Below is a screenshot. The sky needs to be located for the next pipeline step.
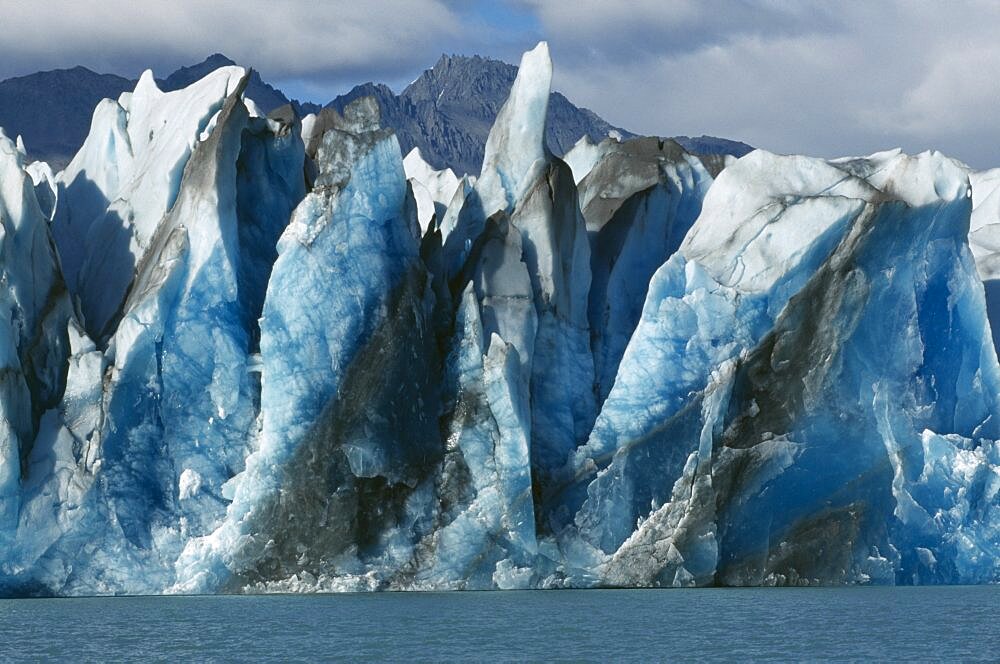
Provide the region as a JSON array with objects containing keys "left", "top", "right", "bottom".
[{"left": 2, "top": 0, "right": 1000, "bottom": 167}]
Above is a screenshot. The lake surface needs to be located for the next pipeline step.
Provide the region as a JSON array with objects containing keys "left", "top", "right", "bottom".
[{"left": 0, "top": 587, "right": 996, "bottom": 661}]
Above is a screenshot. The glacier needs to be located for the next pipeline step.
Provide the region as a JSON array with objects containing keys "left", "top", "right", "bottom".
[{"left": 0, "top": 42, "right": 997, "bottom": 595}]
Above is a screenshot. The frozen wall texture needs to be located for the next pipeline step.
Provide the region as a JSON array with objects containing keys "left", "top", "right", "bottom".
[{"left": 0, "top": 44, "right": 997, "bottom": 595}]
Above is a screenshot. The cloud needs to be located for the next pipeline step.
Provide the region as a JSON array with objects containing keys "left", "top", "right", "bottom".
[
  {"left": 531, "top": 0, "right": 1000, "bottom": 168},
  {"left": 0, "top": 0, "right": 464, "bottom": 85},
  {"left": 519, "top": 0, "right": 844, "bottom": 62}
]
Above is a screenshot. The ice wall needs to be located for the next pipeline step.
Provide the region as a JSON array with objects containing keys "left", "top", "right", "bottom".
[{"left": 0, "top": 42, "right": 997, "bottom": 594}]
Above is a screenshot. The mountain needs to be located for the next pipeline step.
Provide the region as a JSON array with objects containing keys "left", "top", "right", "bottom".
[
  {"left": 0, "top": 42, "right": 998, "bottom": 596},
  {"left": 0, "top": 52, "right": 750, "bottom": 176},
  {"left": 327, "top": 53, "right": 632, "bottom": 176},
  {"left": 0, "top": 56, "right": 319, "bottom": 169},
  {"left": 324, "top": 54, "right": 755, "bottom": 176},
  {"left": 0, "top": 67, "right": 132, "bottom": 169},
  {"left": 158, "top": 53, "right": 321, "bottom": 118},
  {"left": 672, "top": 134, "right": 753, "bottom": 158}
]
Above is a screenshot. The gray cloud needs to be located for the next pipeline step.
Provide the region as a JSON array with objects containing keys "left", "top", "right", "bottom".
[
  {"left": 533, "top": 0, "right": 1000, "bottom": 168},
  {"left": 0, "top": 0, "right": 465, "bottom": 84},
  {"left": 519, "top": 0, "right": 846, "bottom": 63}
]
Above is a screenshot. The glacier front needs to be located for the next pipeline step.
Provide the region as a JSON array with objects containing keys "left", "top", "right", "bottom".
[{"left": 0, "top": 43, "right": 997, "bottom": 595}]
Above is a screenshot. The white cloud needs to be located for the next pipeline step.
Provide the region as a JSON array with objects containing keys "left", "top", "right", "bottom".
[
  {"left": 0, "top": 0, "right": 463, "bottom": 82},
  {"left": 521, "top": 0, "right": 842, "bottom": 62},
  {"left": 533, "top": 0, "right": 1000, "bottom": 168}
]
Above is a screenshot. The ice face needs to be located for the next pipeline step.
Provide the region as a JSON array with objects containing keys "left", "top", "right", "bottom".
[
  {"left": 173, "top": 98, "right": 440, "bottom": 592},
  {"left": 1, "top": 42, "right": 1000, "bottom": 594},
  {"left": 93, "top": 72, "right": 302, "bottom": 563},
  {"left": 403, "top": 147, "right": 461, "bottom": 233},
  {"left": 969, "top": 169, "right": 1000, "bottom": 276},
  {"left": 557, "top": 151, "right": 877, "bottom": 553},
  {"left": 477, "top": 42, "right": 552, "bottom": 216},
  {"left": 432, "top": 41, "right": 597, "bottom": 511},
  {"left": 410, "top": 267, "right": 540, "bottom": 588},
  {"left": 439, "top": 42, "right": 552, "bottom": 279},
  {"left": 509, "top": 159, "right": 595, "bottom": 504},
  {"left": 53, "top": 67, "right": 249, "bottom": 343},
  {"left": 963, "top": 168, "right": 1000, "bottom": 353},
  {"left": 562, "top": 135, "right": 613, "bottom": 185},
  {"left": 580, "top": 138, "right": 715, "bottom": 405},
  {"left": 0, "top": 131, "right": 72, "bottom": 545},
  {"left": 0, "top": 69, "right": 306, "bottom": 595},
  {"left": 24, "top": 161, "right": 57, "bottom": 220},
  {"left": 565, "top": 150, "right": 1000, "bottom": 585}
]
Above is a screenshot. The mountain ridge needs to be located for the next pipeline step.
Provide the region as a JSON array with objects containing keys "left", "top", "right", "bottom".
[
  {"left": 0, "top": 66, "right": 133, "bottom": 169},
  {"left": 0, "top": 52, "right": 751, "bottom": 174},
  {"left": 326, "top": 52, "right": 634, "bottom": 175}
]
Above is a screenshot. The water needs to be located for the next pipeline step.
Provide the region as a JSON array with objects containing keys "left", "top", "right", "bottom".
[{"left": 0, "top": 587, "right": 996, "bottom": 662}]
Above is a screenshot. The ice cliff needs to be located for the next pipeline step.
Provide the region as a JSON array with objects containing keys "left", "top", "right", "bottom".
[{"left": 0, "top": 43, "right": 997, "bottom": 595}]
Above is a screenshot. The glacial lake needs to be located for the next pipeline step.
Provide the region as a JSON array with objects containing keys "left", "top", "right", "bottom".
[{"left": 0, "top": 587, "right": 996, "bottom": 661}]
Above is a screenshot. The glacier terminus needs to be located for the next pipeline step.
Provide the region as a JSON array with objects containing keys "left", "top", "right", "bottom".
[{"left": 0, "top": 41, "right": 997, "bottom": 596}]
